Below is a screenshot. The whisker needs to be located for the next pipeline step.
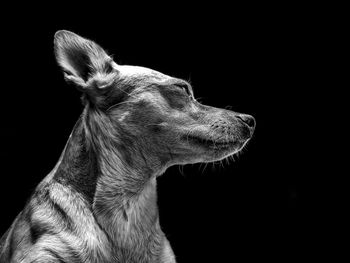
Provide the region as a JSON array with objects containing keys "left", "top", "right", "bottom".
[
  {"left": 194, "top": 97, "right": 205, "bottom": 103},
  {"left": 118, "top": 86, "right": 139, "bottom": 100},
  {"left": 106, "top": 100, "right": 132, "bottom": 112},
  {"left": 178, "top": 165, "right": 185, "bottom": 176}
]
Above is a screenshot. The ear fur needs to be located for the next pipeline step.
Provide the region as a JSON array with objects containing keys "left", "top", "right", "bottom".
[{"left": 54, "top": 30, "right": 117, "bottom": 91}]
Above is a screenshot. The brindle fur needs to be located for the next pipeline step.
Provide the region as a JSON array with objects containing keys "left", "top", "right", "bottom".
[{"left": 0, "top": 31, "right": 255, "bottom": 263}]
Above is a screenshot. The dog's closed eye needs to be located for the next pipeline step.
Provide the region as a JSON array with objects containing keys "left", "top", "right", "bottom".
[{"left": 174, "top": 83, "right": 193, "bottom": 98}]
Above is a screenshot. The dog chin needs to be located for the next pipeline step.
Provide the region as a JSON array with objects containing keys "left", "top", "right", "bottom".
[{"left": 203, "top": 138, "right": 250, "bottom": 162}]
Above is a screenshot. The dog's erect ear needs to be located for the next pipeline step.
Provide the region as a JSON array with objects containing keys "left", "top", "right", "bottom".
[{"left": 54, "top": 30, "right": 117, "bottom": 90}]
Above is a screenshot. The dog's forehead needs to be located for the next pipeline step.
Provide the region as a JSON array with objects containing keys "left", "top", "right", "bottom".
[{"left": 116, "top": 64, "right": 172, "bottom": 82}]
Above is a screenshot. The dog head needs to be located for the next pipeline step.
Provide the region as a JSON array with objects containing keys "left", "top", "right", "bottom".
[{"left": 54, "top": 30, "right": 255, "bottom": 170}]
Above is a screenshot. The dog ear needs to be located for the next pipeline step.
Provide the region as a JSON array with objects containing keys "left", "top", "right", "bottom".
[{"left": 54, "top": 30, "right": 117, "bottom": 91}]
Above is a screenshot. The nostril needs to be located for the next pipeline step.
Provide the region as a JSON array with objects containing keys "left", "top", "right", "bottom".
[{"left": 237, "top": 114, "right": 256, "bottom": 129}]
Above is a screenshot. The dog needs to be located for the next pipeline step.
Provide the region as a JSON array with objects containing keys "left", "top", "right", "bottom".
[{"left": 0, "top": 30, "right": 255, "bottom": 263}]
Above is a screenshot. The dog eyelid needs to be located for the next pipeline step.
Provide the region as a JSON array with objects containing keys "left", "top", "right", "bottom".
[{"left": 175, "top": 84, "right": 193, "bottom": 98}]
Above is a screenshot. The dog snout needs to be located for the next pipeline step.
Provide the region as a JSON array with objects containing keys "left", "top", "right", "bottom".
[{"left": 236, "top": 114, "right": 256, "bottom": 131}]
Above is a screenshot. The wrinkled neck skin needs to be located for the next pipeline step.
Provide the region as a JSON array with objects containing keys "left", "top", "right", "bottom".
[{"left": 55, "top": 104, "right": 168, "bottom": 259}]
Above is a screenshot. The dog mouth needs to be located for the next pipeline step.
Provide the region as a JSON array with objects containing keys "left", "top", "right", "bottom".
[{"left": 185, "top": 134, "right": 243, "bottom": 149}]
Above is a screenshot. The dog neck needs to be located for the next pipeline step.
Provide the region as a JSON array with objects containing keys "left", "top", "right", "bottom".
[{"left": 54, "top": 105, "right": 165, "bottom": 257}]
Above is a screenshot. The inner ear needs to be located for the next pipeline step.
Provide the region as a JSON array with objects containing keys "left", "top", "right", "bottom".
[
  {"left": 54, "top": 30, "right": 116, "bottom": 87},
  {"left": 64, "top": 46, "right": 92, "bottom": 82}
]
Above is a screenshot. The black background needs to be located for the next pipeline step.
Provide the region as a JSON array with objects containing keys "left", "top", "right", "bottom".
[{"left": 0, "top": 4, "right": 339, "bottom": 262}]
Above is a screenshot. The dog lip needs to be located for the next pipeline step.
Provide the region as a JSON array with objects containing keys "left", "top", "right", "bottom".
[{"left": 185, "top": 134, "right": 238, "bottom": 148}]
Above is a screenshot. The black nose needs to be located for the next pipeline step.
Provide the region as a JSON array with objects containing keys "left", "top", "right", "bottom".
[{"left": 237, "top": 114, "right": 256, "bottom": 129}]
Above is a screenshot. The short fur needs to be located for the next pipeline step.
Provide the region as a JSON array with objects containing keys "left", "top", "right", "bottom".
[{"left": 0, "top": 31, "right": 255, "bottom": 263}]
